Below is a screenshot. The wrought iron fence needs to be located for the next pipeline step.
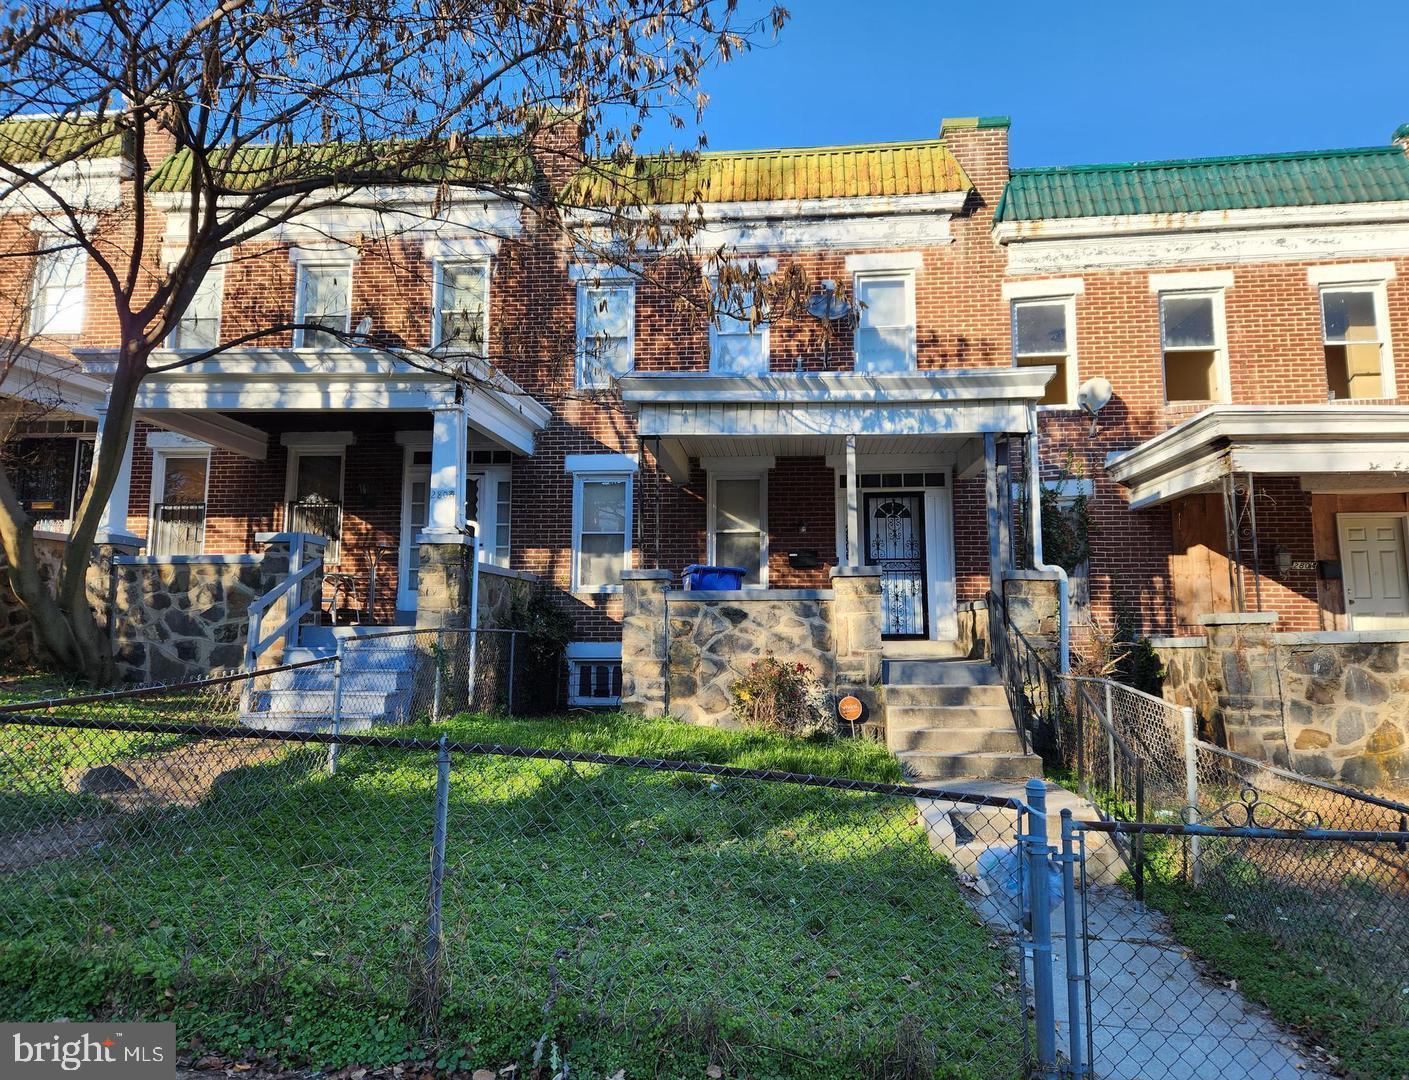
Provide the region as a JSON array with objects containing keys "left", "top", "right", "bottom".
[
  {"left": 986, "top": 589, "right": 1065, "bottom": 759},
  {"left": 0, "top": 693, "right": 1042, "bottom": 1078}
]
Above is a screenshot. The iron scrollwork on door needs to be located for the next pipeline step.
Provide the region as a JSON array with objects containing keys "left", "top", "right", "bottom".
[{"left": 865, "top": 493, "right": 927, "bottom": 638}]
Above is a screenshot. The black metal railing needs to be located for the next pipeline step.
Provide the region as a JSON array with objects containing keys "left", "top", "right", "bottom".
[
  {"left": 151, "top": 501, "right": 206, "bottom": 555},
  {"left": 986, "top": 589, "right": 1063, "bottom": 759}
]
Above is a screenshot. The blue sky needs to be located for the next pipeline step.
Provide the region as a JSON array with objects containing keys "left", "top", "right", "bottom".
[{"left": 647, "top": 0, "right": 1409, "bottom": 167}]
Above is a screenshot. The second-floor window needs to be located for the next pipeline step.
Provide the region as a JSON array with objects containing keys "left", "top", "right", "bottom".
[
  {"left": 170, "top": 269, "right": 224, "bottom": 351},
  {"left": 30, "top": 243, "right": 86, "bottom": 335},
  {"left": 1012, "top": 298, "right": 1077, "bottom": 407},
  {"left": 710, "top": 282, "right": 769, "bottom": 375},
  {"left": 854, "top": 271, "right": 916, "bottom": 372},
  {"left": 1322, "top": 287, "right": 1388, "bottom": 400},
  {"left": 576, "top": 281, "right": 634, "bottom": 388},
  {"left": 434, "top": 261, "right": 489, "bottom": 355},
  {"left": 1160, "top": 293, "right": 1224, "bottom": 403},
  {"left": 294, "top": 262, "right": 352, "bottom": 348}
]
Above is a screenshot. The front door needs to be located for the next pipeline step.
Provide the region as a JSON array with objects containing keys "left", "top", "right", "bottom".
[
  {"left": 864, "top": 492, "right": 928, "bottom": 638},
  {"left": 1339, "top": 514, "right": 1409, "bottom": 629}
]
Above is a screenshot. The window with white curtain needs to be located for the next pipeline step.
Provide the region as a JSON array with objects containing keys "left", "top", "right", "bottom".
[
  {"left": 434, "top": 261, "right": 489, "bottom": 355},
  {"left": 170, "top": 269, "right": 224, "bottom": 351},
  {"left": 576, "top": 282, "right": 634, "bottom": 388},
  {"left": 30, "top": 244, "right": 86, "bottom": 335},
  {"left": 294, "top": 262, "right": 352, "bottom": 348},
  {"left": 853, "top": 272, "right": 916, "bottom": 372}
]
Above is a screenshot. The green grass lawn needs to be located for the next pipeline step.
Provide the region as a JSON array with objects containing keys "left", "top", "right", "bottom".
[{"left": 0, "top": 711, "right": 1024, "bottom": 1079}]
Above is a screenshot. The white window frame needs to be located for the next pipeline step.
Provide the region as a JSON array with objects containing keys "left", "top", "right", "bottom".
[
  {"left": 168, "top": 266, "right": 225, "bottom": 351},
  {"left": 706, "top": 469, "right": 769, "bottom": 587},
  {"left": 575, "top": 278, "right": 636, "bottom": 389},
  {"left": 566, "top": 642, "right": 623, "bottom": 707},
  {"left": 283, "top": 442, "right": 348, "bottom": 564},
  {"left": 467, "top": 464, "right": 512, "bottom": 568},
  {"left": 1010, "top": 295, "right": 1079, "bottom": 409},
  {"left": 293, "top": 260, "right": 354, "bottom": 349},
  {"left": 708, "top": 274, "right": 770, "bottom": 375},
  {"left": 851, "top": 269, "right": 918, "bottom": 373},
  {"left": 148, "top": 448, "right": 212, "bottom": 555},
  {"left": 1155, "top": 288, "right": 1230, "bottom": 405},
  {"left": 431, "top": 258, "right": 491, "bottom": 354},
  {"left": 1309, "top": 265, "right": 1397, "bottom": 401},
  {"left": 570, "top": 467, "right": 634, "bottom": 594},
  {"left": 29, "top": 242, "right": 86, "bottom": 335}
]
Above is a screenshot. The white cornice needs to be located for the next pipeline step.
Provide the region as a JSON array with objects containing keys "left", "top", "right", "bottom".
[
  {"left": 618, "top": 368, "right": 1055, "bottom": 406},
  {"left": 995, "top": 200, "right": 1409, "bottom": 244}
]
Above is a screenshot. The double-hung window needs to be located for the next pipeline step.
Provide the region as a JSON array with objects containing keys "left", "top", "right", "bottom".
[
  {"left": 708, "top": 473, "right": 767, "bottom": 585},
  {"left": 576, "top": 280, "right": 635, "bottom": 388},
  {"left": 570, "top": 460, "right": 634, "bottom": 592},
  {"left": 294, "top": 262, "right": 352, "bottom": 348},
  {"left": 851, "top": 260, "right": 918, "bottom": 372},
  {"left": 30, "top": 243, "right": 86, "bottom": 335},
  {"left": 1316, "top": 281, "right": 1394, "bottom": 402},
  {"left": 1158, "top": 291, "right": 1227, "bottom": 403},
  {"left": 1012, "top": 297, "right": 1077, "bottom": 407},
  {"left": 170, "top": 268, "right": 224, "bottom": 351},
  {"left": 709, "top": 280, "right": 769, "bottom": 375},
  {"left": 433, "top": 261, "right": 489, "bottom": 356}
]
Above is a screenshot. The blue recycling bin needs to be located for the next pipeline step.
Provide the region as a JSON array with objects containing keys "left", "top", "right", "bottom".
[{"left": 682, "top": 564, "right": 748, "bottom": 590}]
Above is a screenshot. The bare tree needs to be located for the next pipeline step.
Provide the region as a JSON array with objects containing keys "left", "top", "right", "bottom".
[{"left": 0, "top": 0, "right": 787, "bottom": 681}]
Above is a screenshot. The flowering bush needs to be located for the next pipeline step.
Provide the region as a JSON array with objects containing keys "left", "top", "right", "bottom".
[{"left": 729, "top": 656, "right": 835, "bottom": 738}]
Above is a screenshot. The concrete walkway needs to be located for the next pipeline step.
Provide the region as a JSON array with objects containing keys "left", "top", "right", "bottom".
[{"left": 918, "top": 779, "right": 1328, "bottom": 1080}]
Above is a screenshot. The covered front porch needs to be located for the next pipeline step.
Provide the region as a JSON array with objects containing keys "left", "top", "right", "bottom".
[
  {"left": 82, "top": 349, "right": 549, "bottom": 624},
  {"left": 1106, "top": 404, "right": 1409, "bottom": 634}
]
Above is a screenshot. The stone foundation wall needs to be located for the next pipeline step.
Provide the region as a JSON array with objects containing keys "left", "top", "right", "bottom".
[
  {"left": 955, "top": 600, "right": 990, "bottom": 660},
  {"left": 1152, "top": 637, "right": 1215, "bottom": 733},
  {"left": 112, "top": 556, "right": 266, "bottom": 683},
  {"left": 477, "top": 564, "right": 539, "bottom": 628}
]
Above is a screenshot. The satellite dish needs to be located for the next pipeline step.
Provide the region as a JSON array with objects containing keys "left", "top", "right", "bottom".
[
  {"left": 1077, "top": 377, "right": 1113, "bottom": 415},
  {"left": 807, "top": 279, "right": 853, "bottom": 322}
]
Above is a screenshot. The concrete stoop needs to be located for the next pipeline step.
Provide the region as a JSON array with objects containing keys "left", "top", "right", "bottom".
[
  {"left": 240, "top": 640, "right": 417, "bottom": 731},
  {"left": 883, "top": 658, "right": 1043, "bottom": 781},
  {"left": 914, "top": 779, "right": 1126, "bottom": 888}
]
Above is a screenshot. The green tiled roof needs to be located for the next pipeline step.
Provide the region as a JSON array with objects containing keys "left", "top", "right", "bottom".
[
  {"left": 147, "top": 137, "right": 533, "bottom": 193},
  {"left": 995, "top": 144, "right": 1409, "bottom": 222},
  {"left": 569, "top": 138, "right": 972, "bottom": 206},
  {"left": 0, "top": 116, "right": 129, "bottom": 163}
]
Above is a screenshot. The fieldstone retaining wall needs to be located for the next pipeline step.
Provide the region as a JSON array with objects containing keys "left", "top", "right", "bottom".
[
  {"left": 1154, "top": 613, "right": 1409, "bottom": 786},
  {"left": 477, "top": 563, "right": 539, "bottom": 628},
  {"left": 620, "top": 566, "right": 884, "bottom": 728}
]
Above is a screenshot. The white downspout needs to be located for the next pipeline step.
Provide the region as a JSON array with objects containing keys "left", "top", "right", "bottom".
[{"left": 1026, "top": 407, "right": 1071, "bottom": 673}]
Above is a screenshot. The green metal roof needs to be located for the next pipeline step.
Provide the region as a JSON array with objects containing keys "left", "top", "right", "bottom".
[
  {"left": 568, "top": 138, "right": 972, "bottom": 206},
  {"left": 995, "top": 144, "right": 1409, "bottom": 222},
  {"left": 0, "top": 116, "right": 129, "bottom": 163},
  {"left": 147, "top": 136, "right": 533, "bottom": 194}
]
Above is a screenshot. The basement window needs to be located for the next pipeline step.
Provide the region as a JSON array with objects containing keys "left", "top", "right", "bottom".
[{"left": 566, "top": 643, "right": 623, "bottom": 707}]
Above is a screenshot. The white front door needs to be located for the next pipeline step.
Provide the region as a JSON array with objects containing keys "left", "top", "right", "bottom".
[{"left": 1339, "top": 514, "right": 1409, "bottom": 628}]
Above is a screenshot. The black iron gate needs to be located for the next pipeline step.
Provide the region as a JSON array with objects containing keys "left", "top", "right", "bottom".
[{"left": 864, "top": 491, "right": 928, "bottom": 638}]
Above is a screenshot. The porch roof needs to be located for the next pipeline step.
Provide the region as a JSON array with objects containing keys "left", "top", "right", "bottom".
[
  {"left": 618, "top": 368, "right": 1052, "bottom": 448},
  {"left": 1105, "top": 405, "right": 1409, "bottom": 508},
  {"left": 76, "top": 348, "right": 551, "bottom": 459}
]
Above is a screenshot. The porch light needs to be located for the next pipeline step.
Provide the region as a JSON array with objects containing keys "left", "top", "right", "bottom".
[{"left": 1274, "top": 545, "right": 1292, "bottom": 576}]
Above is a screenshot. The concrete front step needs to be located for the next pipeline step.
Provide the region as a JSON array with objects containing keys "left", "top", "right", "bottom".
[
  {"left": 885, "top": 704, "right": 1016, "bottom": 731},
  {"left": 248, "top": 688, "right": 409, "bottom": 719},
  {"left": 896, "top": 749, "right": 1043, "bottom": 781},
  {"left": 238, "top": 713, "right": 377, "bottom": 733},
  {"left": 884, "top": 683, "right": 1007, "bottom": 707},
  {"left": 883, "top": 659, "right": 1001, "bottom": 686},
  {"left": 888, "top": 726, "right": 1025, "bottom": 754},
  {"left": 269, "top": 666, "right": 414, "bottom": 693}
]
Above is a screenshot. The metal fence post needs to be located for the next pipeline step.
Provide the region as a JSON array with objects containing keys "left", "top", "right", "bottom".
[
  {"left": 1181, "top": 705, "right": 1202, "bottom": 886},
  {"left": 328, "top": 638, "right": 345, "bottom": 775},
  {"left": 432, "top": 630, "right": 444, "bottom": 725},
  {"left": 424, "top": 734, "right": 451, "bottom": 1019},
  {"left": 1134, "top": 760, "right": 1146, "bottom": 902},
  {"left": 507, "top": 631, "right": 516, "bottom": 715},
  {"left": 1059, "top": 809, "right": 1088, "bottom": 1080},
  {"left": 1024, "top": 779, "right": 1059, "bottom": 1080},
  {"left": 1075, "top": 685, "right": 1088, "bottom": 798},
  {"left": 1104, "top": 682, "right": 1116, "bottom": 795}
]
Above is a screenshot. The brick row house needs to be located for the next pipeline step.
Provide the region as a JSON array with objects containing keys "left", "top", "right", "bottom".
[{"left": 8, "top": 114, "right": 1409, "bottom": 722}]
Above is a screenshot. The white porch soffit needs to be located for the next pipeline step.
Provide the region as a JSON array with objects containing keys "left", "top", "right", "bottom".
[
  {"left": 1105, "top": 405, "right": 1409, "bottom": 509},
  {"left": 78, "top": 349, "right": 551, "bottom": 458},
  {"left": 618, "top": 369, "right": 1052, "bottom": 443}
]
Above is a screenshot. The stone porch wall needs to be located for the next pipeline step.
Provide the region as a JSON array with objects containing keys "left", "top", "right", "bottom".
[
  {"left": 477, "top": 563, "right": 539, "bottom": 629},
  {"left": 1154, "top": 613, "right": 1409, "bottom": 787},
  {"left": 620, "top": 567, "right": 883, "bottom": 728}
]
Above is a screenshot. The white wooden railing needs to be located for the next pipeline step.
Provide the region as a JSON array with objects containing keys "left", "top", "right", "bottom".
[{"left": 243, "top": 532, "right": 327, "bottom": 673}]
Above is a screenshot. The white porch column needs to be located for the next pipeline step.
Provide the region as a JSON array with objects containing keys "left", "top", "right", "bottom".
[
  {"left": 422, "top": 403, "right": 468, "bottom": 540},
  {"left": 93, "top": 407, "right": 144, "bottom": 547},
  {"left": 845, "top": 433, "right": 861, "bottom": 566},
  {"left": 984, "top": 433, "right": 1002, "bottom": 602}
]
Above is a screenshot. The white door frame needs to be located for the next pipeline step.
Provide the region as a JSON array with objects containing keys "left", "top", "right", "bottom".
[
  {"left": 830, "top": 457, "right": 957, "bottom": 640},
  {"left": 1337, "top": 511, "right": 1409, "bottom": 629},
  {"left": 397, "top": 436, "right": 432, "bottom": 611},
  {"left": 148, "top": 446, "right": 212, "bottom": 555}
]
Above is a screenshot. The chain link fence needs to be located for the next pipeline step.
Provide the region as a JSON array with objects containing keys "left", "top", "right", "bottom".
[{"left": 0, "top": 677, "right": 1041, "bottom": 1079}]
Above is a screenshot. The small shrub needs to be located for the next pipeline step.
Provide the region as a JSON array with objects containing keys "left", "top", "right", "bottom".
[{"left": 728, "top": 656, "right": 835, "bottom": 738}]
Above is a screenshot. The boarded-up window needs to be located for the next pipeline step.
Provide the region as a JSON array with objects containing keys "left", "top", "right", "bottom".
[{"left": 1322, "top": 288, "right": 1384, "bottom": 400}]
